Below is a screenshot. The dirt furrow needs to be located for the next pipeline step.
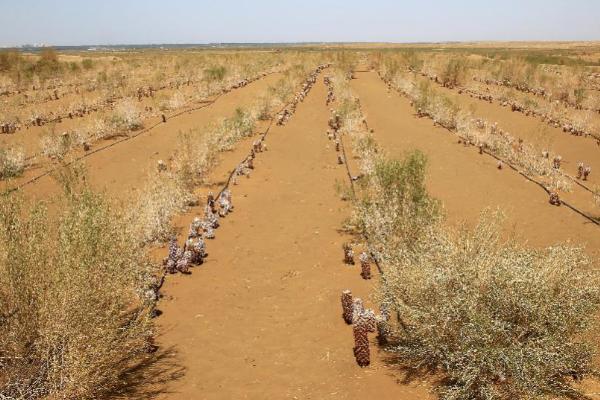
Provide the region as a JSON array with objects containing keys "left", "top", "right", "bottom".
[
  {"left": 13, "top": 73, "right": 282, "bottom": 201},
  {"left": 351, "top": 71, "right": 600, "bottom": 254},
  {"left": 150, "top": 77, "right": 431, "bottom": 399}
]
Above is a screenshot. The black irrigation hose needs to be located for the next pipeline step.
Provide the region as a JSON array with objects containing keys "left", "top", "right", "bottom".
[
  {"left": 4, "top": 72, "right": 279, "bottom": 195},
  {"left": 381, "top": 74, "right": 600, "bottom": 229},
  {"left": 480, "top": 148, "right": 600, "bottom": 227},
  {"left": 338, "top": 134, "right": 356, "bottom": 197}
]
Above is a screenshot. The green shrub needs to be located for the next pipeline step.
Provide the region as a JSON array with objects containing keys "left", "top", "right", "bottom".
[{"left": 355, "top": 151, "right": 441, "bottom": 260}]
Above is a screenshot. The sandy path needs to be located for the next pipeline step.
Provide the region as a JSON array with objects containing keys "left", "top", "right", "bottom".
[
  {"left": 16, "top": 73, "right": 281, "bottom": 201},
  {"left": 351, "top": 71, "right": 600, "bottom": 254},
  {"left": 151, "top": 78, "right": 431, "bottom": 399}
]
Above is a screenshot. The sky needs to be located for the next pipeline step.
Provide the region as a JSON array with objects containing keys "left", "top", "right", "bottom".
[{"left": 0, "top": 0, "right": 599, "bottom": 46}]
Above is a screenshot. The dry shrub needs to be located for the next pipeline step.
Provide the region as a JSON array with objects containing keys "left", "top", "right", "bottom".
[
  {"left": 354, "top": 151, "right": 441, "bottom": 263},
  {"left": 383, "top": 66, "right": 570, "bottom": 191},
  {"left": 127, "top": 171, "right": 195, "bottom": 245},
  {"left": 108, "top": 99, "right": 144, "bottom": 133},
  {"left": 335, "top": 68, "right": 600, "bottom": 397},
  {"left": 130, "top": 107, "right": 256, "bottom": 245},
  {"left": 216, "top": 108, "right": 255, "bottom": 151},
  {"left": 440, "top": 58, "right": 467, "bottom": 88},
  {"left": 0, "top": 148, "right": 25, "bottom": 179},
  {"left": 353, "top": 149, "right": 600, "bottom": 400},
  {"left": 380, "top": 212, "right": 600, "bottom": 400},
  {"left": 39, "top": 131, "right": 73, "bottom": 160},
  {"left": 269, "top": 78, "right": 293, "bottom": 105},
  {"left": 0, "top": 170, "right": 157, "bottom": 399}
]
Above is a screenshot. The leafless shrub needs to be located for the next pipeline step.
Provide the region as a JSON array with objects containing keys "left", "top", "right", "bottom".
[{"left": 127, "top": 171, "right": 195, "bottom": 244}]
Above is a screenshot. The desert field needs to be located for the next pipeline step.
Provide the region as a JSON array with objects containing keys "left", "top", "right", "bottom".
[{"left": 1, "top": 43, "right": 600, "bottom": 400}]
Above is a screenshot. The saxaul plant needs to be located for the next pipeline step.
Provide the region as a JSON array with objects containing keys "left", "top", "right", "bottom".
[
  {"left": 0, "top": 181, "right": 158, "bottom": 399},
  {"left": 380, "top": 62, "right": 573, "bottom": 193}
]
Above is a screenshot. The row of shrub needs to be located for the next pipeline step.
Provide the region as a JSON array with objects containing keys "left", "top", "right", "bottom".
[
  {"left": 378, "top": 60, "right": 573, "bottom": 193},
  {"left": 372, "top": 51, "right": 600, "bottom": 138},
  {"left": 330, "top": 70, "right": 600, "bottom": 400},
  {"left": 0, "top": 58, "right": 326, "bottom": 398}
]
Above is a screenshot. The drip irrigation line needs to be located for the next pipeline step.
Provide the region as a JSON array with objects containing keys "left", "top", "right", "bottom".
[{"left": 481, "top": 148, "right": 600, "bottom": 227}]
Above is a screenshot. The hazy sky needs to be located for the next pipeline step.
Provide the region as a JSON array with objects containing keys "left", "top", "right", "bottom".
[{"left": 1, "top": 0, "right": 599, "bottom": 46}]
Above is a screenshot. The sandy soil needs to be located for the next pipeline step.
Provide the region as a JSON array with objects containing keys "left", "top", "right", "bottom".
[{"left": 150, "top": 77, "right": 432, "bottom": 400}]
